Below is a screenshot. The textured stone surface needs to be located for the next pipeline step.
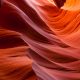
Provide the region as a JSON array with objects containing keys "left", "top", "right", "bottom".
[{"left": 0, "top": 0, "right": 80, "bottom": 80}]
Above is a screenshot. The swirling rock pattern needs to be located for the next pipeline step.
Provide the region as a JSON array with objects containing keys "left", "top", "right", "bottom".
[{"left": 0, "top": 0, "right": 80, "bottom": 80}]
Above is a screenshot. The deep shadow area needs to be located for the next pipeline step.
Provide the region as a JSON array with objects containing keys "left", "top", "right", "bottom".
[{"left": 53, "top": 0, "right": 66, "bottom": 8}]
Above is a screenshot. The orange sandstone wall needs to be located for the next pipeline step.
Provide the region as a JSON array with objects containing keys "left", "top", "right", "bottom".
[{"left": 0, "top": 0, "right": 80, "bottom": 80}]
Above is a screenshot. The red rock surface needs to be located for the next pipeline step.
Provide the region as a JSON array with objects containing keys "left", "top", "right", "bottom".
[{"left": 0, "top": 0, "right": 80, "bottom": 80}]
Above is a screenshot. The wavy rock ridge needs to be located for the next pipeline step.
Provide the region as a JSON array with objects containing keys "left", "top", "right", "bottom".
[{"left": 0, "top": 0, "right": 80, "bottom": 80}]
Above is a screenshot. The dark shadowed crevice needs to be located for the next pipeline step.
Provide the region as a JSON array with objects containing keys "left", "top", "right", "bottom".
[{"left": 53, "top": 0, "right": 66, "bottom": 8}]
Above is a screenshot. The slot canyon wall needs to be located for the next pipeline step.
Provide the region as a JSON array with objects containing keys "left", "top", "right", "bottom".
[{"left": 0, "top": 0, "right": 80, "bottom": 80}]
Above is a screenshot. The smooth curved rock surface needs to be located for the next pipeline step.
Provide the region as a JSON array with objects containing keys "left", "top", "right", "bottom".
[{"left": 0, "top": 0, "right": 80, "bottom": 80}]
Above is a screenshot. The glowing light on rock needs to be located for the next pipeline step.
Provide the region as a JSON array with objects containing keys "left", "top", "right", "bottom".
[{"left": 0, "top": 0, "right": 80, "bottom": 80}]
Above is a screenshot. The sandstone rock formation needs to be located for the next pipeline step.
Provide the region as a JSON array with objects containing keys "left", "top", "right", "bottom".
[{"left": 0, "top": 0, "right": 80, "bottom": 80}]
